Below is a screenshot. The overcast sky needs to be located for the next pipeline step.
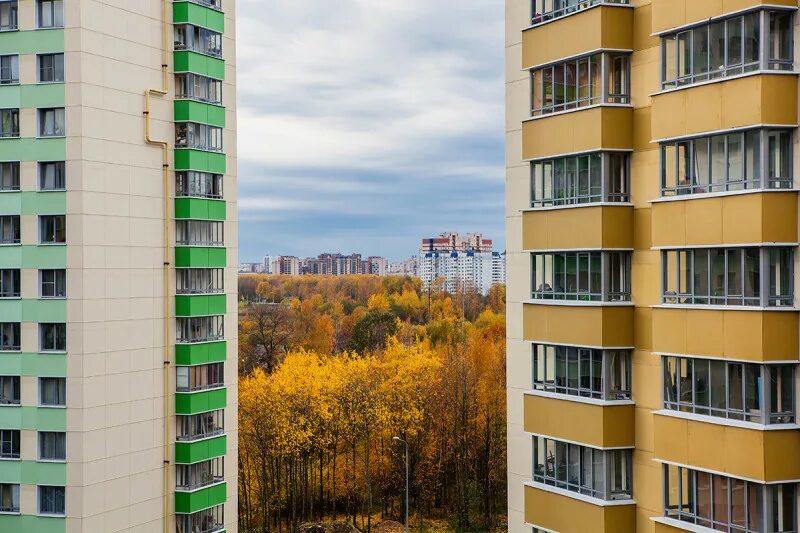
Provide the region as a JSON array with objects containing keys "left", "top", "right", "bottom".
[{"left": 236, "top": 0, "right": 505, "bottom": 262}]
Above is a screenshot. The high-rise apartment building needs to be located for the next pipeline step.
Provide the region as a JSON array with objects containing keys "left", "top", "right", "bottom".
[
  {"left": 419, "top": 233, "right": 505, "bottom": 295},
  {"left": 0, "top": 1, "right": 237, "bottom": 532},
  {"left": 506, "top": 1, "right": 799, "bottom": 532}
]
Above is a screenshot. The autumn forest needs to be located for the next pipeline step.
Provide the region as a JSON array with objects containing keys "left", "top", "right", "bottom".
[{"left": 237, "top": 275, "right": 507, "bottom": 532}]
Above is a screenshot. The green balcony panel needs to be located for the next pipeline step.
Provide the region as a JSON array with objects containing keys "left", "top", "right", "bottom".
[
  {"left": 0, "top": 353, "right": 67, "bottom": 377},
  {"left": 176, "top": 387, "right": 227, "bottom": 415},
  {"left": 175, "top": 294, "right": 226, "bottom": 317},
  {"left": 175, "top": 482, "right": 227, "bottom": 514},
  {"left": 0, "top": 138, "right": 66, "bottom": 162},
  {"left": 0, "top": 29, "right": 64, "bottom": 55},
  {"left": 174, "top": 50, "right": 225, "bottom": 80},
  {"left": 0, "top": 246, "right": 66, "bottom": 269},
  {"left": 174, "top": 149, "right": 226, "bottom": 174},
  {"left": 174, "top": 198, "right": 226, "bottom": 221},
  {"left": 175, "top": 341, "right": 227, "bottom": 366},
  {"left": 0, "top": 515, "right": 65, "bottom": 533},
  {"left": 173, "top": 2, "right": 225, "bottom": 33},
  {"left": 175, "top": 435, "right": 227, "bottom": 464},
  {"left": 0, "top": 460, "right": 66, "bottom": 485},
  {"left": 174, "top": 100, "right": 226, "bottom": 128},
  {"left": 0, "top": 406, "right": 66, "bottom": 431},
  {"left": 175, "top": 246, "right": 227, "bottom": 268},
  {"left": 0, "top": 298, "right": 66, "bottom": 322},
  {"left": 0, "top": 192, "right": 65, "bottom": 216},
  {"left": 0, "top": 83, "right": 65, "bottom": 109}
]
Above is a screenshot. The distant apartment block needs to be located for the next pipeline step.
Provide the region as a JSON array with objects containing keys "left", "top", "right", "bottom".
[
  {"left": 419, "top": 233, "right": 506, "bottom": 295},
  {"left": 301, "top": 253, "right": 389, "bottom": 276},
  {"left": 387, "top": 257, "right": 419, "bottom": 277},
  {"left": 271, "top": 256, "right": 302, "bottom": 276}
]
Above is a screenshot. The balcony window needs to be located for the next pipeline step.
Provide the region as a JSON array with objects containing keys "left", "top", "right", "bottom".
[
  {"left": 0, "top": 162, "right": 19, "bottom": 191},
  {"left": 39, "top": 161, "right": 65, "bottom": 190},
  {"left": 664, "top": 463, "right": 796, "bottom": 532},
  {"left": 0, "top": 269, "right": 19, "bottom": 298},
  {"left": 176, "top": 315, "right": 224, "bottom": 344},
  {"left": 37, "top": 486, "right": 64, "bottom": 516},
  {"left": 531, "top": 251, "right": 631, "bottom": 302},
  {"left": 0, "top": 109, "right": 18, "bottom": 138},
  {"left": 36, "top": 0, "right": 62, "bottom": 29},
  {"left": 0, "top": 375, "right": 19, "bottom": 405},
  {"left": 176, "top": 171, "right": 223, "bottom": 199},
  {"left": 531, "top": 52, "right": 629, "bottom": 116},
  {"left": 0, "top": 55, "right": 17, "bottom": 84},
  {"left": 664, "top": 356, "right": 794, "bottom": 424},
  {"left": 176, "top": 504, "right": 225, "bottom": 533},
  {"left": 39, "top": 377, "right": 65, "bottom": 407},
  {"left": 531, "top": 0, "right": 629, "bottom": 25},
  {"left": 176, "top": 73, "right": 222, "bottom": 105},
  {"left": 176, "top": 220, "right": 224, "bottom": 247},
  {"left": 176, "top": 457, "right": 224, "bottom": 491},
  {"left": 533, "top": 435, "right": 632, "bottom": 500},
  {"left": 531, "top": 152, "right": 629, "bottom": 207},
  {"left": 188, "top": 0, "right": 222, "bottom": 9},
  {"left": 174, "top": 24, "right": 222, "bottom": 58},
  {"left": 0, "top": 429, "right": 18, "bottom": 459},
  {"left": 661, "top": 129, "right": 792, "bottom": 196},
  {"left": 662, "top": 247, "right": 793, "bottom": 307},
  {"left": 0, "top": 483, "right": 19, "bottom": 514},
  {"left": 39, "top": 323, "right": 66, "bottom": 352},
  {"left": 175, "top": 122, "right": 223, "bottom": 152},
  {"left": 39, "top": 215, "right": 65, "bottom": 244},
  {"left": 661, "top": 10, "right": 793, "bottom": 89},
  {"left": 0, "top": 2, "right": 18, "bottom": 32},
  {"left": 37, "top": 53, "right": 63, "bottom": 83},
  {"left": 0, "top": 323, "right": 19, "bottom": 351},
  {"left": 176, "top": 409, "right": 224, "bottom": 441},
  {"left": 38, "top": 431, "right": 65, "bottom": 461},
  {"left": 177, "top": 268, "right": 224, "bottom": 295},
  {"left": 177, "top": 362, "right": 224, "bottom": 392},
  {"left": 38, "top": 108, "right": 65, "bottom": 137},
  {"left": 533, "top": 344, "right": 631, "bottom": 400},
  {"left": 0, "top": 215, "right": 18, "bottom": 244},
  {"left": 40, "top": 269, "right": 66, "bottom": 298}
]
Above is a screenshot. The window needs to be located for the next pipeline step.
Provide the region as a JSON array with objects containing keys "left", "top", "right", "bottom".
[
  {"left": 664, "top": 356, "right": 794, "bottom": 424},
  {"left": 38, "top": 485, "right": 65, "bottom": 516},
  {"left": 0, "top": 2, "right": 17, "bottom": 31},
  {"left": 0, "top": 323, "right": 19, "bottom": 351},
  {"left": 175, "top": 73, "right": 222, "bottom": 105},
  {"left": 188, "top": 0, "right": 222, "bottom": 9},
  {"left": 175, "top": 220, "right": 224, "bottom": 246},
  {"left": 39, "top": 161, "right": 65, "bottom": 190},
  {"left": 531, "top": 52, "right": 629, "bottom": 116},
  {"left": 531, "top": 251, "right": 630, "bottom": 302},
  {"left": 177, "top": 268, "right": 224, "bottom": 294},
  {"left": 39, "top": 377, "right": 65, "bottom": 407},
  {"left": 39, "top": 215, "right": 65, "bottom": 244},
  {"left": 662, "top": 247, "right": 793, "bottom": 307},
  {"left": 174, "top": 24, "right": 222, "bottom": 57},
  {"left": 0, "top": 375, "right": 19, "bottom": 405},
  {"left": 176, "top": 171, "right": 223, "bottom": 199},
  {"left": 176, "top": 504, "right": 225, "bottom": 533},
  {"left": 0, "top": 55, "right": 17, "bottom": 84},
  {"left": 40, "top": 269, "right": 66, "bottom": 298},
  {"left": 0, "top": 269, "right": 19, "bottom": 297},
  {"left": 0, "top": 429, "right": 19, "bottom": 459},
  {"left": 38, "top": 108, "right": 65, "bottom": 137},
  {"left": 661, "top": 10, "right": 793, "bottom": 88},
  {"left": 0, "top": 483, "right": 19, "bottom": 513},
  {"left": 0, "top": 215, "right": 18, "bottom": 244},
  {"left": 175, "top": 122, "right": 223, "bottom": 151},
  {"left": 38, "top": 432, "right": 65, "bottom": 461},
  {"left": 36, "top": 0, "right": 63, "bottom": 29},
  {"left": 0, "top": 109, "right": 18, "bottom": 138},
  {"left": 177, "top": 363, "right": 224, "bottom": 392},
  {"left": 175, "top": 457, "right": 224, "bottom": 491},
  {"left": 531, "top": 152, "right": 628, "bottom": 207},
  {"left": 664, "top": 463, "right": 795, "bottom": 532},
  {"left": 533, "top": 344, "right": 631, "bottom": 400},
  {"left": 533, "top": 435, "right": 632, "bottom": 500},
  {"left": 39, "top": 323, "right": 66, "bottom": 352},
  {"left": 37, "top": 53, "right": 63, "bottom": 83},
  {"left": 176, "top": 315, "right": 224, "bottom": 344},
  {"left": 0, "top": 162, "right": 19, "bottom": 191},
  {"left": 176, "top": 409, "right": 224, "bottom": 441},
  {"left": 531, "top": 0, "right": 630, "bottom": 25}
]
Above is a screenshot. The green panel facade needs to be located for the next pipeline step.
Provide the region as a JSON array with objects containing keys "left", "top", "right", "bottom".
[
  {"left": 0, "top": 192, "right": 66, "bottom": 215},
  {"left": 175, "top": 294, "right": 227, "bottom": 317},
  {"left": 0, "top": 246, "right": 67, "bottom": 269},
  {"left": 174, "top": 198, "right": 226, "bottom": 220},
  {"left": 175, "top": 388, "right": 227, "bottom": 415},
  {"left": 174, "top": 100, "right": 226, "bottom": 127},
  {"left": 0, "top": 515, "right": 65, "bottom": 533},
  {"left": 173, "top": 50, "right": 225, "bottom": 80},
  {"left": 173, "top": 2, "right": 225, "bottom": 33},
  {"left": 175, "top": 246, "right": 227, "bottom": 268},
  {"left": 0, "top": 29, "right": 64, "bottom": 55},
  {"left": 0, "top": 353, "right": 67, "bottom": 377},
  {"left": 174, "top": 149, "right": 227, "bottom": 174},
  {"left": 0, "top": 407, "right": 67, "bottom": 431},
  {"left": 175, "top": 482, "right": 227, "bottom": 514},
  {"left": 174, "top": 435, "right": 227, "bottom": 465},
  {"left": 0, "top": 83, "right": 65, "bottom": 109},
  {"left": 175, "top": 341, "right": 227, "bottom": 366},
  {"left": 0, "top": 460, "right": 67, "bottom": 485},
  {"left": 0, "top": 138, "right": 67, "bottom": 162},
  {"left": 0, "top": 298, "right": 67, "bottom": 322}
]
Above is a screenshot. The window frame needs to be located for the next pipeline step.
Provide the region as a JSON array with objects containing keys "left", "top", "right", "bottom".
[
  {"left": 39, "top": 214, "right": 66, "bottom": 245},
  {"left": 37, "top": 107, "right": 65, "bottom": 138},
  {"left": 176, "top": 409, "right": 225, "bottom": 441},
  {"left": 37, "top": 485, "right": 65, "bottom": 517},
  {"left": 37, "top": 431, "right": 66, "bottom": 462},
  {"left": 39, "top": 269, "right": 66, "bottom": 299},
  {"left": 0, "top": 375, "right": 20, "bottom": 405},
  {"left": 38, "top": 377, "right": 65, "bottom": 407},
  {"left": 37, "top": 52, "right": 64, "bottom": 83},
  {"left": 176, "top": 171, "right": 223, "bottom": 199},
  {"left": 531, "top": 251, "right": 631, "bottom": 302},
  {"left": 0, "top": 482, "right": 20, "bottom": 513},
  {"left": 38, "top": 161, "right": 65, "bottom": 191},
  {"left": 530, "top": 151, "right": 630, "bottom": 207},
  {"left": 0, "top": 322, "right": 20, "bottom": 351},
  {"left": 530, "top": 0, "right": 631, "bottom": 26},
  {"left": 0, "top": 428, "right": 19, "bottom": 459},
  {"left": 39, "top": 323, "right": 66, "bottom": 352},
  {"left": 0, "top": 108, "right": 19, "bottom": 138},
  {"left": 0, "top": 54, "right": 18, "bottom": 85},
  {"left": 175, "top": 219, "right": 225, "bottom": 247},
  {"left": 36, "top": 0, "right": 63, "bottom": 30},
  {"left": 0, "top": 268, "right": 20, "bottom": 298},
  {"left": 0, "top": 1, "right": 18, "bottom": 32},
  {"left": 176, "top": 268, "right": 224, "bottom": 295},
  {"left": 176, "top": 315, "right": 225, "bottom": 344},
  {"left": 532, "top": 344, "right": 632, "bottom": 400}
]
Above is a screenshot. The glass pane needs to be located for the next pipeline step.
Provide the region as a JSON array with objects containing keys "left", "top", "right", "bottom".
[
  {"left": 727, "top": 17, "right": 743, "bottom": 67},
  {"left": 711, "top": 135, "right": 726, "bottom": 189},
  {"left": 727, "top": 134, "right": 743, "bottom": 187},
  {"left": 709, "top": 21, "right": 726, "bottom": 77},
  {"left": 693, "top": 26, "right": 710, "bottom": 77}
]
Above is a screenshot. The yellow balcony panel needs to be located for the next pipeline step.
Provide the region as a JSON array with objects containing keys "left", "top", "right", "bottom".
[
  {"left": 524, "top": 302, "right": 634, "bottom": 347},
  {"left": 523, "top": 106, "right": 633, "bottom": 161},
  {"left": 524, "top": 484, "right": 635, "bottom": 533},
  {"left": 524, "top": 393, "right": 635, "bottom": 448},
  {"left": 651, "top": 0, "right": 797, "bottom": 36},
  {"left": 523, "top": 206, "right": 633, "bottom": 250},
  {"left": 654, "top": 412, "right": 800, "bottom": 482},
  {"left": 652, "top": 192, "right": 798, "bottom": 248},
  {"left": 651, "top": 74, "right": 797, "bottom": 141},
  {"left": 652, "top": 307, "right": 799, "bottom": 362},
  {"left": 522, "top": 5, "right": 633, "bottom": 69}
]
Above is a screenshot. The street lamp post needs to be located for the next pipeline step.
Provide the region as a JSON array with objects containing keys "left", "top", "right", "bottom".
[{"left": 393, "top": 436, "right": 409, "bottom": 533}]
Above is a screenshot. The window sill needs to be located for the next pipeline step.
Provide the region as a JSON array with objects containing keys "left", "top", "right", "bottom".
[
  {"left": 36, "top": 81, "right": 65, "bottom": 86},
  {"left": 522, "top": 103, "right": 633, "bottom": 124},
  {"left": 0, "top": 82, "right": 19, "bottom": 87},
  {"left": 176, "top": 432, "right": 226, "bottom": 445},
  {"left": 521, "top": 202, "right": 633, "bottom": 213},
  {"left": 37, "top": 459, "right": 66, "bottom": 464},
  {"left": 653, "top": 409, "right": 800, "bottom": 432},
  {"left": 0, "top": 297, "right": 21, "bottom": 300},
  {"left": 650, "top": 69, "right": 800, "bottom": 99},
  {"left": 39, "top": 297, "right": 66, "bottom": 301},
  {"left": 39, "top": 351, "right": 67, "bottom": 355},
  {"left": 523, "top": 2, "right": 632, "bottom": 32},
  {"left": 176, "top": 97, "right": 225, "bottom": 108},
  {"left": 524, "top": 389, "right": 634, "bottom": 407},
  {"left": 651, "top": 516, "right": 721, "bottom": 533},
  {"left": 38, "top": 189, "right": 67, "bottom": 193},
  {"left": 524, "top": 481, "right": 636, "bottom": 507},
  {"left": 36, "top": 136, "right": 66, "bottom": 140},
  {"left": 37, "top": 243, "right": 66, "bottom": 247},
  {"left": 37, "top": 513, "right": 66, "bottom": 518},
  {"left": 35, "top": 26, "right": 65, "bottom": 30},
  {"left": 0, "top": 137, "right": 20, "bottom": 141},
  {"left": 0, "top": 457, "right": 21, "bottom": 461},
  {"left": 0, "top": 511, "right": 21, "bottom": 516},
  {"left": 653, "top": 303, "right": 799, "bottom": 312},
  {"left": 524, "top": 299, "right": 634, "bottom": 307},
  {"left": 0, "top": 190, "right": 20, "bottom": 193},
  {"left": 176, "top": 385, "right": 225, "bottom": 395},
  {"left": 651, "top": 188, "right": 799, "bottom": 203},
  {"left": 174, "top": 480, "right": 226, "bottom": 494},
  {"left": 38, "top": 405, "right": 66, "bottom": 409},
  {"left": 0, "top": 243, "right": 20, "bottom": 247}
]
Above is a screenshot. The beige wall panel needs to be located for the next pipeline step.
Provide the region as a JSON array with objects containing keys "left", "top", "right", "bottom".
[
  {"left": 651, "top": 0, "right": 797, "bottom": 34},
  {"left": 523, "top": 303, "right": 635, "bottom": 346},
  {"left": 522, "top": 206, "right": 633, "bottom": 250},
  {"left": 523, "top": 6, "right": 633, "bottom": 68},
  {"left": 522, "top": 106, "right": 633, "bottom": 160},
  {"left": 633, "top": 449, "right": 662, "bottom": 518},
  {"left": 525, "top": 485, "right": 636, "bottom": 533}
]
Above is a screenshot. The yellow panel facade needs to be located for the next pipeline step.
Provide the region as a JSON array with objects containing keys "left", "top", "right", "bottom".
[
  {"left": 651, "top": 0, "right": 798, "bottom": 35},
  {"left": 525, "top": 485, "right": 636, "bottom": 533},
  {"left": 523, "top": 206, "right": 634, "bottom": 250},
  {"left": 522, "top": 5, "right": 633, "bottom": 68},
  {"left": 523, "top": 303, "right": 635, "bottom": 347},
  {"left": 524, "top": 393, "right": 635, "bottom": 448}
]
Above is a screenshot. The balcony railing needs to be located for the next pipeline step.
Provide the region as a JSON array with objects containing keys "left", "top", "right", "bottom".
[{"left": 531, "top": 0, "right": 630, "bottom": 26}]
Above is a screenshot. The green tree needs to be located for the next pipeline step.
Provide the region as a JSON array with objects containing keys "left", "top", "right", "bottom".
[{"left": 348, "top": 309, "right": 398, "bottom": 353}]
